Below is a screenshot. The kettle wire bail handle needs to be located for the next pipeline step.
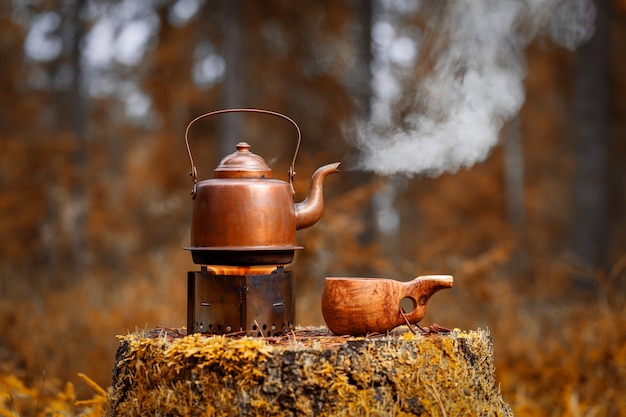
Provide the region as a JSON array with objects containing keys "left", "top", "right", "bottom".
[{"left": 184, "top": 108, "right": 302, "bottom": 196}]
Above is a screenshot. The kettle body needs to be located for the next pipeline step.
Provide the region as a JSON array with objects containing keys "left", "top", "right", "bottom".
[
  {"left": 184, "top": 109, "right": 339, "bottom": 265},
  {"left": 191, "top": 177, "right": 297, "bottom": 249}
]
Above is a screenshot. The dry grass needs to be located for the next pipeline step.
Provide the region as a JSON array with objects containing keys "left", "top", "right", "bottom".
[{"left": 0, "top": 371, "right": 106, "bottom": 417}]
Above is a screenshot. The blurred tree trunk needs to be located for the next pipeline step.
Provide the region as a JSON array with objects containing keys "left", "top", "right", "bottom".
[
  {"left": 353, "top": 0, "right": 373, "bottom": 121},
  {"left": 571, "top": 0, "right": 611, "bottom": 275},
  {"left": 352, "top": 0, "right": 378, "bottom": 247},
  {"left": 42, "top": 0, "right": 89, "bottom": 281},
  {"left": 502, "top": 116, "right": 530, "bottom": 280},
  {"left": 503, "top": 116, "right": 525, "bottom": 231},
  {"left": 67, "top": 0, "right": 89, "bottom": 277},
  {"left": 219, "top": 0, "right": 244, "bottom": 158}
]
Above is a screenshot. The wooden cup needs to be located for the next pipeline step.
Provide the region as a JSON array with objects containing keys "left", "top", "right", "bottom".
[{"left": 321, "top": 275, "right": 453, "bottom": 335}]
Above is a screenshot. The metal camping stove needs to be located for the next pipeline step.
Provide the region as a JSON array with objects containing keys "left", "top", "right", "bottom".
[
  {"left": 187, "top": 266, "right": 294, "bottom": 336},
  {"left": 183, "top": 109, "right": 340, "bottom": 336}
]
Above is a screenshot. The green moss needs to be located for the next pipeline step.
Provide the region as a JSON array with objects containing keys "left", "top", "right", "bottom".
[{"left": 106, "top": 328, "right": 513, "bottom": 416}]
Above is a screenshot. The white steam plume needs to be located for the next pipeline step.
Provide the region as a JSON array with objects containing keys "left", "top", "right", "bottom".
[{"left": 356, "top": 0, "right": 595, "bottom": 176}]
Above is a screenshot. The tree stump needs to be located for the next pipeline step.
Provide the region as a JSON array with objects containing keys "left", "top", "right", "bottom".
[{"left": 105, "top": 327, "right": 513, "bottom": 416}]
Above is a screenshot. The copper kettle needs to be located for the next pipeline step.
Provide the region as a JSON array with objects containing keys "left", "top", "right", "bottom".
[{"left": 184, "top": 109, "right": 340, "bottom": 265}]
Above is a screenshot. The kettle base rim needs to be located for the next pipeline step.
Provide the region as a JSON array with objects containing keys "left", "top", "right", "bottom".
[
  {"left": 184, "top": 245, "right": 304, "bottom": 251},
  {"left": 185, "top": 246, "right": 303, "bottom": 266}
]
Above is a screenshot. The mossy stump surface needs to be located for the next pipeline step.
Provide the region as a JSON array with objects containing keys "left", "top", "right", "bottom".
[{"left": 106, "top": 327, "right": 513, "bottom": 416}]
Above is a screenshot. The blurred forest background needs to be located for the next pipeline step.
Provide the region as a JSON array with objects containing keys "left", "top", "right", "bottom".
[{"left": 1, "top": 0, "right": 625, "bottom": 415}]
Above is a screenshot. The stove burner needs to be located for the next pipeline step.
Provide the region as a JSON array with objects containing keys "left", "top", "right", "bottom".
[{"left": 187, "top": 266, "right": 294, "bottom": 336}]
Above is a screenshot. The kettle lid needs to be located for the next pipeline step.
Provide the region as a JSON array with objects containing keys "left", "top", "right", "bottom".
[{"left": 214, "top": 142, "right": 272, "bottom": 178}]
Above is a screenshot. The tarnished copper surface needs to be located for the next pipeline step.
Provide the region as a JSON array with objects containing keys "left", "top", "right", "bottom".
[
  {"left": 190, "top": 176, "right": 297, "bottom": 248},
  {"left": 188, "top": 162, "right": 340, "bottom": 249},
  {"left": 184, "top": 109, "right": 339, "bottom": 265}
]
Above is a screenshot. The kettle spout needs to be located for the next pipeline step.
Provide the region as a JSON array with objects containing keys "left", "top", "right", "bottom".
[{"left": 295, "top": 162, "right": 341, "bottom": 230}]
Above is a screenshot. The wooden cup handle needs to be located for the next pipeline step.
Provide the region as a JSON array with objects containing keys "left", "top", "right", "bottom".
[{"left": 399, "top": 275, "right": 453, "bottom": 325}]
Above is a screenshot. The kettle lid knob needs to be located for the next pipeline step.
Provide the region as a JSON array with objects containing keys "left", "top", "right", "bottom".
[{"left": 235, "top": 142, "right": 250, "bottom": 152}]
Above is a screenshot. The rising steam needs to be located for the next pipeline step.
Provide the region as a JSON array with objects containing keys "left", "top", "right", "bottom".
[{"left": 356, "top": 0, "right": 595, "bottom": 176}]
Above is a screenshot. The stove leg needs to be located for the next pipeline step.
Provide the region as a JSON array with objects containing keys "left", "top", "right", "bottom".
[{"left": 187, "top": 271, "right": 196, "bottom": 334}]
